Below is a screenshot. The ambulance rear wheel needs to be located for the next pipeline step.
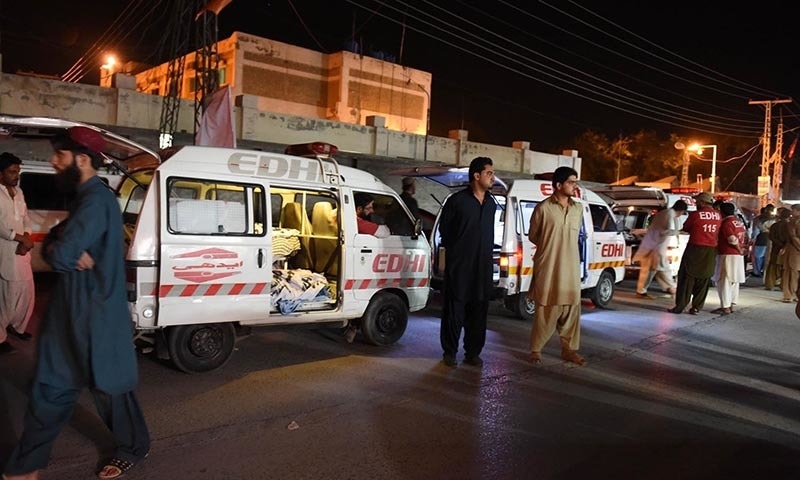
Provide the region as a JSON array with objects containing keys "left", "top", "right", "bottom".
[
  {"left": 515, "top": 293, "right": 535, "bottom": 322},
  {"left": 168, "top": 323, "right": 236, "bottom": 373},
  {"left": 361, "top": 293, "right": 408, "bottom": 346},
  {"left": 589, "top": 270, "right": 615, "bottom": 308}
]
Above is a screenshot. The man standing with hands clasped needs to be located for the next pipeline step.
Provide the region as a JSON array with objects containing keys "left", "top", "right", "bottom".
[
  {"left": 3, "top": 127, "right": 149, "bottom": 480},
  {"left": 711, "top": 202, "right": 747, "bottom": 315},
  {"left": 0, "top": 152, "right": 35, "bottom": 354},
  {"left": 439, "top": 157, "right": 496, "bottom": 367},
  {"left": 528, "top": 166, "right": 587, "bottom": 366}
]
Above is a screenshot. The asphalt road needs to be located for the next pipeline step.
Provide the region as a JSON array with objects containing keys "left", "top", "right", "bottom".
[{"left": 1, "top": 275, "right": 799, "bottom": 479}]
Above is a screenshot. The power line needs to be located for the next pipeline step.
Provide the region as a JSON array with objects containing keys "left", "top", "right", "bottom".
[
  {"left": 451, "top": 0, "right": 762, "bottom": 122},
  {"left": 347, "top": 0, "right": 760, "bottom": 136},
  {"left": 414, "top": 0, "right": 761, "bottom": 130},
  {"left": 551, "top": 0, "right": 786, "bottom": 99}
]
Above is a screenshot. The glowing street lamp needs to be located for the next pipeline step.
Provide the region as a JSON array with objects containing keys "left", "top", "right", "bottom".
[
  {"left": 102, "top": 55, "right": 117, "bottom": 71},
  {"left": 688, "top": 144, "right": 718, "bottom": 193},
  {"left": 100, "top": 54, "right": 117, "bottom": 87}
]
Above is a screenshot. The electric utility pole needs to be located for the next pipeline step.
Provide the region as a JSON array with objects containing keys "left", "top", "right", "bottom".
[
  {"left": 772, "top": 117, "right": 785, "bottom": 204},
  {"left": 749, "top": 98, "right": 792, "bottom": 206}
]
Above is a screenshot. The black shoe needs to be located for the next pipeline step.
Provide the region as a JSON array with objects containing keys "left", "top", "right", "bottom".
[
  {"left": 0, "top": 342, "right": 15, "bottom": 354},
  {"left": 636, "top": 292, "right": 655, "bottom": 300},
  {"left": 667, "top": 307, "right": 682, "bottom": 314},
  {"left": 442, "top": 354, "right": 457, "bottom": 367},
  {"left": 7, "top": 328, "right": 31, "bottom": 341},
  {"left": 463, "top": 356, "right": 484, "bottom": 367}
]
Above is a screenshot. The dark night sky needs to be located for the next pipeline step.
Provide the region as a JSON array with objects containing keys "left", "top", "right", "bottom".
[{"left": 3, "top": 1, "right": 800, "bottom": 153}]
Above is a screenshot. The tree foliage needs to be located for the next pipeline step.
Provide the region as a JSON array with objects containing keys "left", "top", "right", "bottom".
[{"left": 568, "top": 129, "right": 763, "bottom": 194}]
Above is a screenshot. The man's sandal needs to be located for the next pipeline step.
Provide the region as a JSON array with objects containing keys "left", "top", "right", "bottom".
[{"left": 97, "top": 458, "right": 134, "bottom": 479}]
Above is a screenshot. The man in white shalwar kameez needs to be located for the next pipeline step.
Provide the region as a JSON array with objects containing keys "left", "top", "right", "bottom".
[
  {"left": 633, "top": 200, "right": 687, "bottom": 298},
  {"left": 711, "top": 202, "right": 746, "bottom": 315},
  {"left": 0, "top": 152, "right": 35, "bottom": 354}
]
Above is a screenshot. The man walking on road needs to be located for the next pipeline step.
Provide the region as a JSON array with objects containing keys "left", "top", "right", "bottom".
[
  {"left": 528, "top": 166, "right": 587, "bottom": 366},
  {"left": 634, "top": 200, "right": 687, "bottom": 299},
  {"left": 3, "top": 127, "right": 150, "bottom": 480},
  {"left": 438, "top": 157, "right": 496, "bottom": 368},
  {"left": 669, "top": 192, "right": 721, "bottom": 315}
]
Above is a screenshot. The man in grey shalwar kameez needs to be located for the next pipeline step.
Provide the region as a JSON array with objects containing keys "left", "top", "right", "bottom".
[{"left": 3, "top": 127, "right": 149, "bottom": 480}]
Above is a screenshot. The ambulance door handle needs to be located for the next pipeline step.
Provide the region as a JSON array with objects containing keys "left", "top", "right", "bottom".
[
  {"left": 361, "top": 249, "right": 373, "bottom": 253},
  {"left": 257, "top": 248, "right": 264, "bottom": 268}
]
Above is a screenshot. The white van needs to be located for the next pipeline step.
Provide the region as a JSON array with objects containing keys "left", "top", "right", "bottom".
[
  {"left": 394, "top": 168, "right": 626, "bottom": 321},
  {"left": 123, "top": 144, "right": 430, "bottom": 372}
]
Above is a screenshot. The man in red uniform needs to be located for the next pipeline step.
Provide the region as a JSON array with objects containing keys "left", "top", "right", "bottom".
[
  {"left": 711, "top": 202, "right": 747, "bottom": 315},
  {"left": 354, "top": 192, "right": 390, "bottom": 238},
  {"left": 669, "top": 192, "right": 721, "bottom": 314}
]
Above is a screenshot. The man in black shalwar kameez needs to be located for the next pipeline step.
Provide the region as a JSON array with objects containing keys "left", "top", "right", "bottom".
[{"left": 439, "top": 157, "right": 497, "bottom": 367}]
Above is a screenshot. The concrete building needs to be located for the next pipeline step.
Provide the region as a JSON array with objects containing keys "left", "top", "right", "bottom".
[{"left": 133, "top": 32, "right": 431, "bottom": 137}]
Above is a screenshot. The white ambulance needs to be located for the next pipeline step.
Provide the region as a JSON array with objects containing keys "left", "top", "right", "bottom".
[
  {"left": 122, "top": 143, "right": 430, "bottom": 373},
  {"left": 394, "top": 168, "right": 626, "bottom": 321}
]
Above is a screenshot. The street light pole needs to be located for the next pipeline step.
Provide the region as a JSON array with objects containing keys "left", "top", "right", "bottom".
[
  {"left": 406, "top": 78, "right": 430, "bottom": 162},
  {"left": 708, "top": 145, "right": 718, "bottom": 193},
  {"left": 688, "top": 144, "right": 717, "bottom": 193}
]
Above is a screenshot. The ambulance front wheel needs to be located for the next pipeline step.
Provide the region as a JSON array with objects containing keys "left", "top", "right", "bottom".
[
  {"left": 167, "top": 322, "right": 236, "bottom": 373},
  {"left": 360, "top": 293, "right": 408, "bottom": 346},
  {"left": 514, "top": 293, "right": 535, "bottom": 322},
  {"left": 589, "top": 270, "right": 615, "bottom": 308}
]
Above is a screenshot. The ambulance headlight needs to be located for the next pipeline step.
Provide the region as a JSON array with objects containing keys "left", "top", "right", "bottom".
[{"left": 142, "top": 306, "right": 155, "bottom": 319}]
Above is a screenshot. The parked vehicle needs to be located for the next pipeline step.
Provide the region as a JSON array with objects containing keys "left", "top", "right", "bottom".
[
  {"left": 594, "top": 185, "right": 695, "bottom": 278},
  {"left": 122, "top": 143, "right": 429, "bottom": 372},
  {"left": 1, "top": 116, "right": 430, "bottom": 373}
]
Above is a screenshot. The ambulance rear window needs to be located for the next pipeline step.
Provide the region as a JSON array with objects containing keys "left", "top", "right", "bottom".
[
  {"left": 20, "top": 172, "right": 110, "bottom": 211},
  {"left": 20, "top": 172, "right": 73, "bottom": 211}
]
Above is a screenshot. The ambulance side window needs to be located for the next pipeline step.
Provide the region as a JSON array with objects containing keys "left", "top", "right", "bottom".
[
  {"left": 370, "top": 192, "right": 414, "bottom": 236},
  {"left": 590, "top": 204, "right": 618, "bottom": 232},
  {"left": 166, "top": 177, "right": 265, "bottom": 236},
  {"left": 519, "top": 200, "right": 539, "bottom": 236}
]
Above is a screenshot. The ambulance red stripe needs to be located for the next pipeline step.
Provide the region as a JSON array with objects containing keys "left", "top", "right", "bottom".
[
  {"left": 343, "top": 278, "right": 428, "bottom": 290},
  {"left": 151, "top": 283, "right": 269, "bottom": 297}
]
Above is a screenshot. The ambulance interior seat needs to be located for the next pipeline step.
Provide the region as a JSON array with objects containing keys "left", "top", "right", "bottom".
[
  {"left": 280, "top": 202, "right": 312, "bottom": 269},
  {"left": 310, "top": 201, "right": 339, "bottom": 277}
]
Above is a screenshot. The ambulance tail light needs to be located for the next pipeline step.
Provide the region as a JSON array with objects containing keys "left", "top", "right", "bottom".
[
  {"left": 499, "top": 245, "right": 522, "bottom": 279},
  {"left": 499, "top": 254, "right": 509, "bottom": 278}
]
